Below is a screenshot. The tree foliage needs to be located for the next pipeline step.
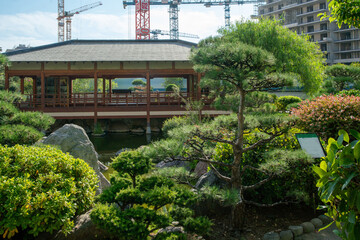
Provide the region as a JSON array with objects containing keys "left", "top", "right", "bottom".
[
  {"left": 91, "top": 150, "right": 212, "bottom": 239},
  {"left": 72, "top": 78, "right": 119, "bottom": 93},
  {"left": 219, "top": 18, "right": 325, "bottom": 94},
  {"left": 319, "top": 0, "right": 360, "bottom": 28},
  {"left": 0, "top": 90, "right": 54, "bottom": 146},
  {"left": 0, "top": 145, "right": 98, "bottom": 238},
  {"left": 313, "top": 130, "right": 360, "bottom": 240},
  {"left": 323, "top": 63, "right": 360, "bottom": 93},
  {"left": 162, "top": 78, "right": 184, "bottom": 90}
]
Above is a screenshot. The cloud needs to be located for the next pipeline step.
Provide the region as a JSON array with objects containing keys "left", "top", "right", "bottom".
[{"left": 0, "top": 4, "right": 254, "bottom": 51}]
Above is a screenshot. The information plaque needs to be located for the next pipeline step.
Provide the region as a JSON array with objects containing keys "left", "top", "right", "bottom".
[{"left": 295, "top": 133, "right": 326, "bottom": 158}]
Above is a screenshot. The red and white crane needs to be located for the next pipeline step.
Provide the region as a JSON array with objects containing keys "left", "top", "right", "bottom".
[{"left": 58, "top": 1, "right": 103, "bottom": 42}]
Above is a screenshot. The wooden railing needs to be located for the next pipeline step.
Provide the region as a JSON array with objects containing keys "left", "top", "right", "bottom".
[{"left": 18, "top": 91, "right": 212, "bottom": 109}]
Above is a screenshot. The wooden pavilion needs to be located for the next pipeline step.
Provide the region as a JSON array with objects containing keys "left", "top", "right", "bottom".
[{"left": 4, "top": 40, "right": 225, "bottom": 131}]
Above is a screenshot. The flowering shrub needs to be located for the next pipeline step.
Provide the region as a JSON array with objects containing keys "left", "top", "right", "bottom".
[{"left": 292, "top": 95, "right": 360, "bottom": 140}]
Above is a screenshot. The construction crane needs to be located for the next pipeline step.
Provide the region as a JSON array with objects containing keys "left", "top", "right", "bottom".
[
  {"left": 57, "top": 1, "right": 103, "bottom": 42},
  {"left": 124, "top": 0, "right": 265, "bottom": 40},
  {"left": 135, "top": 0, "right": 150, "bottom": 39},
  {"left": 150, "top": 29, "right": 199, "bottom": 39}
]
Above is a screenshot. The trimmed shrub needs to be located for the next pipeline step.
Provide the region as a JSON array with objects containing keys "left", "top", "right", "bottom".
[
  {"left": 275, "top": 96, "right": 302, "bottom": 112},
  {"left": 165, "top": 84, "right": 178, "bottom": 92},
  {"left": 292, "top": 95, "right": 360, "bottom": 140},
  {"left": 0, "top": 100, "right": 19, "bottom": 118},
  {"left": 91, "top": 150, "right": 212, "bottom": 239},
  {"left": 0, "top": 124, "right": 44, "bottom": 146},
  {"left": 0, "top": 145, "right": 98, "bottom": 238},
  {"left": 0, "top": 90, "right": 25, "bottom": 103},
  {"left": 336, "top": 89, "right": 360, "bottom": 97},
  {"left": 162, "top": 116, "right": 191, "bottom": 136},
  {"left": 7, "top": 111, "right": 55, "bottom": 131}
]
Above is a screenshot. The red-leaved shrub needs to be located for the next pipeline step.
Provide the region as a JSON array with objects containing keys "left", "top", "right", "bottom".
[{"left": 291, "top": 95, "right": 360, "bottom": 140}]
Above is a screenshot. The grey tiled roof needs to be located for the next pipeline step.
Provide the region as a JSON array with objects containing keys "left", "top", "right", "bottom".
[{"left": 5, "top": 40, "right": 196, "bottom": 62}]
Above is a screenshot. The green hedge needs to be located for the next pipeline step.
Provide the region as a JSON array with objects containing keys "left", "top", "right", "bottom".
[
  {"left": 7, "top": 111, "right": 55, "bottom": 130},
  {"left": 0, "top": 124, "right": 44, "bottom": 146},
  {"left": 0, "top": 145, "right": 98, "bottom": 238},
  {"left": 275, "top": 96, "right": 302, "bottom": 112}
]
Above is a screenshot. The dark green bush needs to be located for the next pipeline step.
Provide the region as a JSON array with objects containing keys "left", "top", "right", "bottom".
[
  {"left": 6, "top": 111, "right": 55, "bottom": 130},
  {"left": 275, "top": 96, "right": 302, "bottom": 112},
  {"left": 0, "top": 124, "right": 44, "bottom": 146},
  {"left": 165, "top": 84, "right": 178, "bottom": 92},
  {"left": 0, "top": 145, "right": 98, "bottom": 238},
  {"left": 0, "top": 100, "right": 19, "bottom": 118},
  {"left": 91, "top": 150, "right": 212, "bottom": 239},
  {"left": 0, "top": 90, "right": 25, "bottom": 103}
]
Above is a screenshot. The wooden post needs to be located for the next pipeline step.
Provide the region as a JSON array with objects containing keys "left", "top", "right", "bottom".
[
  {"left": 4, "top": 66, "right": 9, "bottom": 90},
  {"left": 102, "top": 78, "right": 106, "bottom": 105},
  {"left": 94, "top": 68, "right": 98, "bottom": 125},
  {"left": 41, "top": 63, "right": 45, "bottom": 110},
  {"left": 109, "top": 78, "right": 112, "bottom": 103},
  {"left": 146, "top": 72, "right": 151, "bottom": 134},
  {"left": 32, "top": 77, "right": 36, "bottom": 107},
  {"left": 20, "top": 77, "right": 25, "bottom": 94}
]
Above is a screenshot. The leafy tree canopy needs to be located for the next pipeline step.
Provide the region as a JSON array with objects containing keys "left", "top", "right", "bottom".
[
  {"left": 218, "top": 19, "right": 325, "bottom": 94},
  {"left": 319, "top": 0, "right": 360, "bottom": 28}
]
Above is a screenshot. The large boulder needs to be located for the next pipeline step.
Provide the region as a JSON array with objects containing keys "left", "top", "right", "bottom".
[
  {"left": 41, "top": 124, "right": 110, "bottom": 194},
  {"left": 156, "top": 157, "right": 191, "bottom": 170}
]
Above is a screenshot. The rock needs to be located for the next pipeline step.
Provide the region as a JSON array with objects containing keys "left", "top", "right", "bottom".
[
  {"left": 280, "top": 230, "right": 293, "bottom": 240},
  {"left": 263, "top": 232, "right": 280, "bottom": 240},
  {"left": 310, "top": 218, "right": 323, "bottom": 229},
  {"left": 156, "top": 158, "right": 191, "bottom": 170},
  {"left": 318, "top": 215, "right": 332, "bottom": 225},
  {"left": 130, "top": 127, "right": 144, "bottom": 133},
  {"left": 115, "top": 148, "right": 131, "bottom": 156},
  {"left": 41, "top": 124, "right": 110, "bottom": 194},
  {"left": 194, "top": 161, "right": 208, "bottom": 177},
  {"left": 53, "top": 210, "right": 113, "bottom": 240},
  {"left": 157, "top": 226, "right": 184, "bottom": 235},
  {"left": 300, "top": 222, "right": 315, "bottom": 233},
  {"left": 288, "top": 226, "right": 303, "bottom": 237},
  {"left": 98, "top": 161, "right": 108, "bottom": 171},
  {"left": 195, "top": 170, "right": 218, "bottom": 189}
]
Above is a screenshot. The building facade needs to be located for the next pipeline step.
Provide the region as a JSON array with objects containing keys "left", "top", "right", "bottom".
[{"left": 258, "top": 0, "right": 360, "bottom": 64}]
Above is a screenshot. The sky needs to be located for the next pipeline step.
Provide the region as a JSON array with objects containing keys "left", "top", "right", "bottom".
[{"left": 0, "top": 0, "right": 255, "bottom": 52}]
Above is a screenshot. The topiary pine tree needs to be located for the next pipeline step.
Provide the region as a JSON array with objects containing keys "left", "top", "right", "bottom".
[{"left": 91, "top": 150, "right": 212, "bottom": 240}]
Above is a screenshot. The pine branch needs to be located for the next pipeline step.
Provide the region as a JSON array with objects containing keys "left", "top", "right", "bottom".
[
  {"left": 243, "top": 175, "right": 274, "bottom": 190},
  {"left": 208, "top": 163, "right": 231, "bottom": 182},
  {"left": 243, "top": 199, "right": 291, "bottom": 207}
]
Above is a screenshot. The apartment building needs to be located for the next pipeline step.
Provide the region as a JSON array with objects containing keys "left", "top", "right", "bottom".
[{"left": 258, "top": 0, "right": 360, "bottom": 64}]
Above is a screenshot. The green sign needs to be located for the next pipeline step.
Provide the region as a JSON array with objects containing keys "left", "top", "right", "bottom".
[{"left": 295, "top": 133, "right": 326, "bottom": 158}]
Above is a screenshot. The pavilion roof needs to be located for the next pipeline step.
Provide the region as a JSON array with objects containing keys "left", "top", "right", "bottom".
[{"left": 4, "top": 40, "right": 197, "bottom": 62}]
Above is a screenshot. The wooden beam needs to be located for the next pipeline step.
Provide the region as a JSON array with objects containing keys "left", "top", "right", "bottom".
[
  {"left": 94, "top": 70, "right": 98, "bottom": 124},
  {"left": 109, "top": 78, "right": 112, "bottom": 102},
  {"left": 146, "top": 71, "right": 151, "bottom": 134},
  {"left": 41, "top": 63, "right": 45, "bottom": 110},
  {"left": 102, "top": 78, "right": 106, "bottom": 105},
  {"left": 197, "top": 73, "right": 201, "bottom": 100},
  {"left": 20, "top": 77, "right": 25, "bottom": 94},
  {"left": 4, "top": 66, "right": 9, "bottom": 90}
]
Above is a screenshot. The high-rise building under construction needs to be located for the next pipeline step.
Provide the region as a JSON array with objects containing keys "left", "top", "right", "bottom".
[{"left": 258, "top": 0, "right": 360, "bottom": 64}]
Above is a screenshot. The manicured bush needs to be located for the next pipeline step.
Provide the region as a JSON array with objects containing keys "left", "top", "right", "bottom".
[
  {"left": 91, "top": 150, "right": 212, "bottom": 239},
  {"left": 0, "top": 124, "right": 44, "bottom": 146},
  {"left": 0, "top": 90, "right": 25, "bottom": 103},
  {"left": 0, "top": 100, "right": 19, "bottom": 119},
  {"left": 0, "top": 145, "right": 98, "bottom": 238},
  {"left": 313, "top": 130, "right": 360, "bottom": 239},
  {"left": 165, "top": 84, "right": 178, "bottom": 92},
  {"left": 292, "top": 95, "right": 360, "bottom": 140},
  {"left": 6, "top": 111, "right": 55, "bottom": 131},
  {"left": 336, "top": 89, "right": 360, "bottom": 97},
  {"left": 275, "top": 96, "right": 302, "bottom": 112},
  {"left": 162, "top": 116, "right": 191, "bottom": 136}
]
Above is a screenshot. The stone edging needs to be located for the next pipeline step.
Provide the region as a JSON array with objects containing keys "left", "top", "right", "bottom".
[{"left": 263, "top": 215, "right": 333, "bottom": 240}]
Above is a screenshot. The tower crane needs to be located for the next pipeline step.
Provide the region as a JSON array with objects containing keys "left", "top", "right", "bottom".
[
  {"left": 124, "top": 0, "right": 265, "bottom": 40},
  {"left": 57, "top": 1, "right": 103, "bottom": 42},
  {"left": 150, "top": 29, "right": 199, "bottom": 39}
]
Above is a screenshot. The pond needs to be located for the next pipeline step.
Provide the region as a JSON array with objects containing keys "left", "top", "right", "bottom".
[{"left": 89, "top": 133, "right": 163, "bottom": 179}]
